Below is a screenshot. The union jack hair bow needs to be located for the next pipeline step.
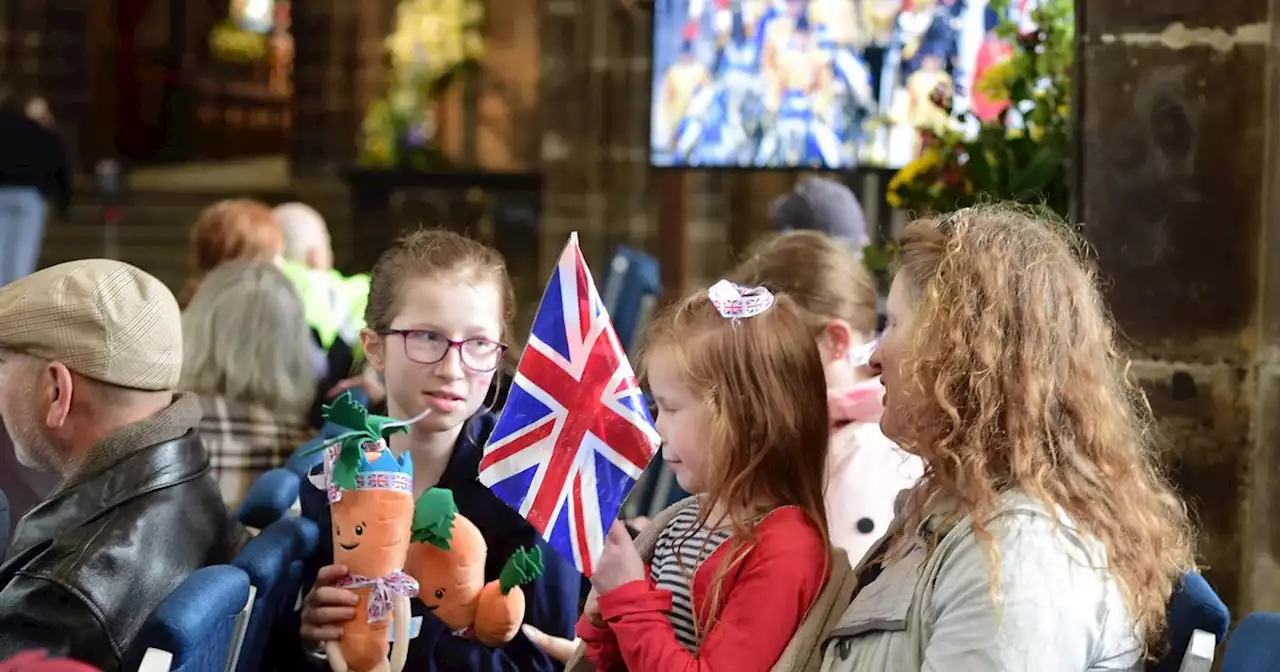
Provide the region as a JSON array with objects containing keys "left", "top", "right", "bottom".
[{"left": 708, "top": 279, "right": 775, "bottom": 321}]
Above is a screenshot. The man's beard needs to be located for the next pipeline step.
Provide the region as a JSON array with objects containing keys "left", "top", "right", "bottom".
[{"left": 9, "top": 418, "right": 58, "bottom": 474}]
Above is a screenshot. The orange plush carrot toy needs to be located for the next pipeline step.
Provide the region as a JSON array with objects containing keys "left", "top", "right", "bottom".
[
  {"left": 306, "top": 393, "right": 425, "bottom": 672},
  {"left": 405, "top": 488, "right": 544, "bottom": 646}
]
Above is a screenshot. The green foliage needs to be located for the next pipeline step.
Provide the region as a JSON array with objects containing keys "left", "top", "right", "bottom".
[
  {"left": 359, "top": 0, "right": 485, "bottom": 168},
  {"left": 884, "top": 0, "right": 1075, "bottom": 220}
]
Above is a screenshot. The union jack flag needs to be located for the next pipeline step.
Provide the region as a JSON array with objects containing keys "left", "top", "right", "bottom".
[{"left": 478, "top": 234, "right": 661, "bottom": 576}]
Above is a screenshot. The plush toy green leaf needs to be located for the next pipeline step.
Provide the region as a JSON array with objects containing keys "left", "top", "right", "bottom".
[
  {"left": 323, "top": 393, "right": 373, "bottom": 435},
  {"left": 499, "top": 545, "right": 544, "bottom": 595},
  {"left": 411, "top": 488, "right": 458, "bottom": 550}
]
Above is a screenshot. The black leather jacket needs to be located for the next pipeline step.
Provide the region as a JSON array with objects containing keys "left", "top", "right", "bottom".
[{"left": 0, "top": 431, "right": 245, "bottom": 670}]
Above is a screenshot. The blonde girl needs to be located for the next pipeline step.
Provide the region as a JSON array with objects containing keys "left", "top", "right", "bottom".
[{"left": 730, "top": 230, "right": 923, "bottom": 563}]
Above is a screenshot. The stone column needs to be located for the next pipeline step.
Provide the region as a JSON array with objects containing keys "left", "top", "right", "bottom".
[
  {"left": 1077, "top": 1, "right": 1274, "bottom": 612},
  {"left": 291, "top": 0, "right": 396, "bottom": 175}
]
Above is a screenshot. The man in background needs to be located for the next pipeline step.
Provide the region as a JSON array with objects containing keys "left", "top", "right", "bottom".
[
  {"left": 272, "top": 203, "right": 384, "bottom": 418},
  {"left": 273, "top": 202, "right": 369, "bottom": 350},
  {"left": 0, "top": 259, "right": 245, "bottom": 670},
  {"left": 0, "top": 87, "right": 70, "bottom": 286},
  {"left": 770, "top": 176, "right": 870, "bottom": 255}
]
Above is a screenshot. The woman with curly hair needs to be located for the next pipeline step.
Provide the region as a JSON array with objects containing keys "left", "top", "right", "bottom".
[{"left": 820, "top": 204, "right": 1196, "bottom": 671}]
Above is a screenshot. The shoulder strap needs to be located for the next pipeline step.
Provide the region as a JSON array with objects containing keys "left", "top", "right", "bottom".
[{"left": 771, "top": 548, "right": 859, "bottom": 672}]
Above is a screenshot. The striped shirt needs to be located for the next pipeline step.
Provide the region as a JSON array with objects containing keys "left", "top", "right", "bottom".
[{"left": 649, "top": 501, "right": 733, "bottom": 651}]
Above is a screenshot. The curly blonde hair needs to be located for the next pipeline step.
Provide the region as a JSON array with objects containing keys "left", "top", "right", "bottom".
[{"left": 891, "top": 204, "right": 1195, "bottom": 653}]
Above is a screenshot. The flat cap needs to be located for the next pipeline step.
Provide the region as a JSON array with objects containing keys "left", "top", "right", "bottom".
[{"left": 0, "top": 260, "right": 182, "bottom": 390}]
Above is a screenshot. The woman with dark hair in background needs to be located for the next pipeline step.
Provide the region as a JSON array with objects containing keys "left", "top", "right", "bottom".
[{"left": 0, "top": 85, "right": 70, "bottom": 286}]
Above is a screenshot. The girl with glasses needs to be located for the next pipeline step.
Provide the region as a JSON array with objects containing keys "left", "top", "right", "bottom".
[{"left": 291, "top": 229, "right": 581, "bottom": 671}]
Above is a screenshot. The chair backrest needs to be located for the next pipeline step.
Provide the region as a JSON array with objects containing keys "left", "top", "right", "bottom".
[
  {"left": 122, "top": 565, "right": 253, "bottom": 672},
  {"left": 284, "top": 422, "right": 351, "bottom": 477},
  {"left": 235, "top": 468, "right": 303, "bottom": 530},
  {"left": 283, "top": 438, "right": 326, "bottom": 477},
  {"left": 1222, "top": 612, "right": 1280, "bottom": 671},
  {"left": 1152, "top": 572, "right": 1231, "bottom": 672},
  {"left": 601, "top": 247, "right": 661, "bottom": 357},
  {"left": 230, "top": 515, "right": 321, "bottom": 672}
]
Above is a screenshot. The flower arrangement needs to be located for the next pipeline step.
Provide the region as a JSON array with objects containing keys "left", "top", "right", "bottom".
[
  {"left": 210, "top": 19, "right": 269, "bottom": 62},
  {"left": 359, "top": 0, "right": 486, "bottom": 169},
  {"left": 882, "top": 0, "right": 1074, "bottom": 220}
]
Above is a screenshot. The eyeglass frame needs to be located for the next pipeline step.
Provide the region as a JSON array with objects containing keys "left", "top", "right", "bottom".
[{"left": 376, "top": 329, "right": 509, "bottom": 373}]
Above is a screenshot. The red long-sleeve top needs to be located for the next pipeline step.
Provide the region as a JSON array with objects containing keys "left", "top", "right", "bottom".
[{"left": 577, "top": 507, "right": 829, "bottom": 671}]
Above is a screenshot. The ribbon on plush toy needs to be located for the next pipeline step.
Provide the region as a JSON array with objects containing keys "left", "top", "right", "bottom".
[
  {"left": 336, "top": 571, "right": 420, "bottom": 622},
  {"left": 708, "top": 279, "right": 775, "bottom": 320},
  {"left": 313, "top": 402, "right": 433, "bottom": 503},
  {"left": 322, "top": 443, "right": 415, "bottom": 503}
]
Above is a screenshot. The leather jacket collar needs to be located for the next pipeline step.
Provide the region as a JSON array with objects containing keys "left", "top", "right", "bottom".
[{"left": 3, "top": 429, "right": 210, "bottom": 567}]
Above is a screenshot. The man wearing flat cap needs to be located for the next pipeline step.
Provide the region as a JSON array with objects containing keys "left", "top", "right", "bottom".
[{"left": 0, "top": 260, "right": 245, "bottom": 670}]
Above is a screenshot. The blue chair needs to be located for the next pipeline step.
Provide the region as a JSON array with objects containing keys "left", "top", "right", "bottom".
[
  {"left": 284, "top": 436, "right": 330, "bottom": 477},
  {"left": 1223, "top": 612, "right": 1280, "bottom": 671},
  {"left": 1151, "top": 572, "right": 1230, "bottom": 672},
  {"left": 122, "top": 565, "right": 253, "bottom": 672},
  {"left": 601, "top": 247, "right": 660, "bottom": 356},
  {"left": 231, "top": 515, "right": 322, "bottom": 672},
  {"left": 236, "top": 469, "right": 303, "bottom": 530}
]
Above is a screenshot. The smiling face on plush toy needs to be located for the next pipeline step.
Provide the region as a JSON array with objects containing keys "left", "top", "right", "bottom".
[
  {"left": 332, "top": 488, "right": 415, "bottom": 576},
  {"left": 405, "top": 512, "right": 488, "bottom": 630}
]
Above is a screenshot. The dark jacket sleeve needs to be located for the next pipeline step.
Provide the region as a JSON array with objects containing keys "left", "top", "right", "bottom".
[
  {"left": 0, "top": 574, "right": 119, "bottom": 671},
  {"left": 413, "top": 535, "right": 580, "bottom": 672}
]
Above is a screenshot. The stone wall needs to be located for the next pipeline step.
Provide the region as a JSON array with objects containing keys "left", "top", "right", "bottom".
[
  {"left": 1077, "top": 1, "right": 1275, "bottom": 612},
  {"left": 0, "top": 0, "right": 93, "bottom": 166}
]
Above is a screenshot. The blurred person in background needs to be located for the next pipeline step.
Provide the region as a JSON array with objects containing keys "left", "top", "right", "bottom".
[
  {"left": 0, "top": 260, "right": 245, "bottom": 669},
  {"left": 180, "top": 261, "right": 318, "bottom": 509},
  {"left": 731, "top": 230, "right": 922, "bottom": 564},
  {"left": 273, "top": 202, "right": 370, "bottom": 350},
  {"left": 180, "top": 198, "right": 283, "bottom": 307},
  {"left": 0, "top": 85, "right": 70, "bottom": 286},
  {"left": 770, "top": 176, "right": 870, "bottom": 256},
  {"left": 272, "top": 202, "right": 382, "bottom": 417}
]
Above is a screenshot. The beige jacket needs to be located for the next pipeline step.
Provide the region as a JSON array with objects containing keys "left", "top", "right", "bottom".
[
  {"left": 819, "top": 491, "right": 1143, "bottom": 672},
  {"left": 567, "top": 497, "right": 857, "bottom": 672}
]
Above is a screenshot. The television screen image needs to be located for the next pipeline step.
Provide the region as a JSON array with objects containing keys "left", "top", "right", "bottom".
[{"left": 649, "top": 0, "right": 1029, "bottom": 170}]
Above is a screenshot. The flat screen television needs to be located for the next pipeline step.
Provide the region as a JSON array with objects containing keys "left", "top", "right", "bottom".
[{"left": 649, "top": 0, "right": 1023, "bottom": 170}]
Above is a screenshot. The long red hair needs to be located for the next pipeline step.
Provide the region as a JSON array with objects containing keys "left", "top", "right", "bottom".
[{"left": 640, "top": 287, "right": 830, "bottom": 638}]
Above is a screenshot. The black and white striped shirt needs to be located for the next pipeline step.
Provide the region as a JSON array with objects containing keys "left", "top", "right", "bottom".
[{"left": 649, "top": 502, "right": 733, "bottom": 651}]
